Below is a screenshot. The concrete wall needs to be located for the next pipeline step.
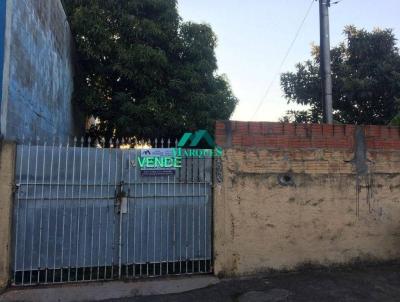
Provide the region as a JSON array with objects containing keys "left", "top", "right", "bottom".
[
  {"left": 1, "top": 0, "right": 78, "bottom": 141},
  {"left": 214, "top": 121, "right": 400, "bottom": 276},
  {"left": 0, "top": 140, "right": 15, "bottom": 288}
]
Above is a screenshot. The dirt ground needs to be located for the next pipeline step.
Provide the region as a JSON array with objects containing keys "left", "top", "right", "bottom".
[{"left": 105, "top": 263, "right": 400, "bottom": 302}]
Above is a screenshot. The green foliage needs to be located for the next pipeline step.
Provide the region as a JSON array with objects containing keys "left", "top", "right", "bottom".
[
  {"left": 63, "top": 0, "right": 238, "bottom": 139},
  {"left": 281, "top": 26, "right": 400, "bottom": 125},
  {"left": 391, "top": 114, "right": 400, "bottom": 126}
]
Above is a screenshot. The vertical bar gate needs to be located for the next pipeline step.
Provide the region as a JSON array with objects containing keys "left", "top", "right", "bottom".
[{"left": 12, "top": 140, "right": 213, "bottom": 285}]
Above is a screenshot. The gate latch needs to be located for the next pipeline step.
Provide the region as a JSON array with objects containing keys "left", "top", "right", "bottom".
[{"left": 115, "top": 182, "right": 128, "bottom": 214}]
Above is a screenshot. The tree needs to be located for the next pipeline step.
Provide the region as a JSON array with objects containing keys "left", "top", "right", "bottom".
[
  {"left": 281, "top": 26, "right": 400, "bottom": 125},
  {"left": 63, "top": 0, "right": 238, "bottom": 139},
  {"left": 391, "top": 114, "right": 400, "bottom": 126}
]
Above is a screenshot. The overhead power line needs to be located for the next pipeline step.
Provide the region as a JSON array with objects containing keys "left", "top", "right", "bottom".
[{"left": 250, "top": 0, "right": 316, "bottom": 121}]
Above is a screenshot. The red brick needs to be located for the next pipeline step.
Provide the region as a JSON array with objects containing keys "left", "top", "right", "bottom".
[
  {"left": 215, "top": 134, "right": 225, "bottom": 145},
  {"left": 215, "top": 121, "right": 400, "bottom": 150},
  {"left": 294, "top": 124, "right": 308, "bottom": 137},
  {"left": 215, "top": 121, "right": 226, "bottom": 131},
  {"left": 333, "top": 124, "right": 346, "bottom": 137},
  {"left": 311, "top": 124, "right": 323, "bottom": 136},
  {"left": 366, "top": 139, "right": 400, "bottom": 150},
  {"left": 388, "top": 127, "right": 400, "bottom": 139},
  {"left": 232, "top": 134, "right": 243, "bottom": 146},
  {"left": 229, "top": 121, "right": 237, "bottom": 131},
  {"left": 235, "top": 122, "right": 250, "bottom": 134},
  {"left": 260, "top": 122, "right": 283, "bottom": 135},
  {"left": 215, "top": 127, "right": 225, "bottom": 136},
  {"left": 345, "top": 125, "right": 356, "bottom": 137},
  {"left": 322, "top": 124, "right": 334, "bottom": 136},
  {"left": 288, "top": 138, "right": 308, "bottom": 148},
  {"left": 379, "top": 127, "right": 391, "bottom": 138},
  {"left": 242, "top": 136, "right": 255, "bottom": 147},
  {"left": 283, "top": 123, "right": 296, "bottom": 135},
  {"left": 249, "top": 122, "right": 263, "bottom": 134}
]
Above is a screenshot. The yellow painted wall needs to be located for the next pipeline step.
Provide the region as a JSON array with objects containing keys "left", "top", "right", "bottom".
[
  {"left": 0, "top": 141, "right": 15, "bottom": 288},
  {"left": 214, "top": 148, "right": 400, "bottom": 276}
]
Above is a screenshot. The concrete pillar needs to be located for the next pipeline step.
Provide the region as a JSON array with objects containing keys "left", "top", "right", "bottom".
[{"left": 0, "top": 140, "right": 16, "bottom": 289}]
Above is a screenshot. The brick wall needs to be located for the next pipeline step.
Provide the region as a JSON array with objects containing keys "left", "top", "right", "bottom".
[
  {"left": 216, "top": 121, "right": 400, "bottom": 150},
  {"left": 213, "top": 120, "right": 400, "bottom": 277}
]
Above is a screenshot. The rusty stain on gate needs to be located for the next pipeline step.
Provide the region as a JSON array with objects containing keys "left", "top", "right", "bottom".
[{"left": 12, "top": 138, "right": 213, "bottom": 285}]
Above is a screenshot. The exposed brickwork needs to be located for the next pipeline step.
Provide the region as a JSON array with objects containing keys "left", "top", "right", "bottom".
[
  {"left": 216, "top": 121, "right": 400, "bottom": 150},
  {"left": 214, "top": 121, "right": 400, "bottom": 276}
]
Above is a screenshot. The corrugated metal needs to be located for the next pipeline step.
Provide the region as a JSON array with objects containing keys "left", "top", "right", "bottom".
[{"left": 12, "top": 140, "right": 213, "bottom": 285}]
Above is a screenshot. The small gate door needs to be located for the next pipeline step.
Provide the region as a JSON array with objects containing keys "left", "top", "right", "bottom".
[
  {"left": 12, "top": 141, "right": 213, "bottom": 286},
  {"left": 118, "top": 149, "right": 213, "bottom": 278}
]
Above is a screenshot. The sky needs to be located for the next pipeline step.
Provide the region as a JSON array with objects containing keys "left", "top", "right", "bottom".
[{"left": 178, "top": 0, "right": 400, "bottom": 122}]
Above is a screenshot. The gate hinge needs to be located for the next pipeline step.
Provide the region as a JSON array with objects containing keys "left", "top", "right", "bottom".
[{"left": 13, "top": 183, "right": 20, "bottom": 193}]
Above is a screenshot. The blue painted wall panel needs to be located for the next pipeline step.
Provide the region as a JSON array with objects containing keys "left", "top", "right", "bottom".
[
  {"left": 0, "top": 0, "right": 7, "bottom": 108},
  {"left": 2, "top": 0, "right": 81, "bottom": 141}
]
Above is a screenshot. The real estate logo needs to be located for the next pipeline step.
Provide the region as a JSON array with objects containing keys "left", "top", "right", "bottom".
[
  {"left": 174, "top": 130, "right": 223, "bottom": 158},
  {"left": 177, "top": 130, "right": 216, "bottom": 148},
  {"left": 137, "top": 130, "right": 223, "bottom": 176}
]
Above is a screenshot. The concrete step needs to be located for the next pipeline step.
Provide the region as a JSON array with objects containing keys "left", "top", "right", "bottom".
[{"left": 0, "top": 275, "right": 219, "bottom": 302}]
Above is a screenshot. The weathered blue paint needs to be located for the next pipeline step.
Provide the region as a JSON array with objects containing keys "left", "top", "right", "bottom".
[
  {"left": 13, "top": 146, "right": 213, "bottom": 284},
  {"left": 1, "top": 0, "right": 81, "bottom": 141},
  {"left": 0, "top": 0, "right": 7, "bottom": 108}
]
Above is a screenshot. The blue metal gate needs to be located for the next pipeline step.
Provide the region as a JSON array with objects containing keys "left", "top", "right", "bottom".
[{"left": 12, "top": 139, "right": 213, "bottom": 285}]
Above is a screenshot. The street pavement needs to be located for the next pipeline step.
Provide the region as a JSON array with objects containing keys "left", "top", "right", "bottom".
[
  {"left": 106, "top": 263, "right": 400, "bottom": 302},
  {"left": 2, "top": 263, "right": 400, "bottom": 301}
]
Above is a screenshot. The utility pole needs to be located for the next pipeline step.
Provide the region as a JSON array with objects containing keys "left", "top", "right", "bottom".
[{"left": 319, "top": 0, "right": 333, "bottom": 124}]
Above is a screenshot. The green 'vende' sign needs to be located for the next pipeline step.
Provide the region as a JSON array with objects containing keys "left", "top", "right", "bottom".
[{"left": 139, "top": 148, "right": 177, "bottom": 176}]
